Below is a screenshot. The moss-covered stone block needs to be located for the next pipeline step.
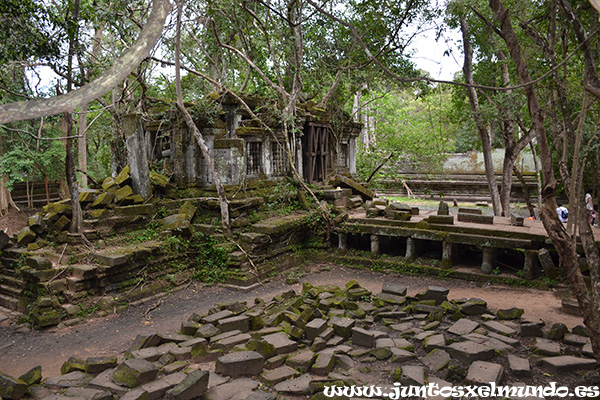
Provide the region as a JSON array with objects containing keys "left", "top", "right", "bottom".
[
  {"left": 0, "top": 373, "right": 27, "bottom": 400},
  {"left": 92, "top": 191, "right": 115, "bottom": 208},
  {"left": 150, "top": 171, "right": 169, "bottom": 187},
  {"left": 18, "top": 366, "right": 42, "bottom": 386},
  {"left": 61, "top": 357, "right": 87, "bottom": 375},
  {"left": 115, "top": 185, "right": 134, "bottom": 203},
  {"left": 112, "top": 359, "right": 159, "bottom": 388},
  {"left": 53, "top": 215, "right": 71, "bottom": 232},
  {"left": 179, "top": 201, "right": 197, "bottom": 220},
  {"left": 115, "top": 164, "right": 131, "bottom": 186},
  {"left": 17, "top": 227, "right": 37, "bottom": 246}
]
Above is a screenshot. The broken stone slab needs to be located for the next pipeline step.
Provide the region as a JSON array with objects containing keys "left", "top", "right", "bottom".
[
  {"left": 138, "top": 372, "right": 186, "bottom": 400},
  {"left": 399, "top": 365, "right": 425, "bottom": 386},
  {"left": 26, "top": 256, "right": 52, "bottom": 270},
  {"left": 422, "top": 349, "right": 451, "bottom": 371},
  {"left": 375, "top": 292, "right": 406, "bottom": 305},
  {"left": 18, "top": 366, "right": 42, "bottom": 386},
  {"left": 311, "top": 352, "right": 336, "bottom": 375},
  {"left": 415, "top": 286, "right": 449, "bottom": 305},
  {"left": 45, "top": 371, "right": 94, "bottom": 390},
  {"left": 381, "top": 283, "right": 407, "bottom": 297},
  {"left": 17, "top": 226, "right": 37, "bottom": 246},
  {"left": 540, "top": 356, "right": 597, "bottom": 373},
  {"left": 165, "top": 370, "right": 209, "bottom": 400},
  {"left": 520, "top": 322, "right": 545, "bottom": 337},
  {"left": 210, "top": 333, "right": 252, "bottom": 352},
  {"left": 563, "top": 333, "right": 590, "bottom": 347},
  {"left": 202, "top": 310, "right": 234, "bottom": 324},
  {"left": 120, "top": 388, "right": 149, "bottom": 400},
  {"left": 507, "top": 355, "right": 531, "bottom": 377},
  {"left": 466, "top": 361, "right": 504, "bottom": 385},
  {"left": 85, "top": 356, "right": 118, "bottom": 374},
  {"left": 273, "top": 373, "right": 313, "bottom": 396},
  {"left": 217, "top": 315, "right": 249, "bottom": 333},
  {"left": 259, "top": 365, "right": 299, "bottom": 386},
  {"left": 447, "top": 318, "right": 479, "bottom": 336},
  {"left": 460, "top": 299, "right": 489, "bottom": 316},
  {"left": 496, "top": 307, "right": 524, "bottom": 320},
  {"left": 532, "top": 338, "right": 561, "bottom": 356},
  {"left": 28, "top": 214, "right": 46, "bottom": 234},
  {"left": 87, "top": 368, "right": 129, "bottom": 396},
  {"left": 286, "top": 350, "right": 316, "bottom": 372},
  {"left": 482, "top": 320, "right": 516, "bottom": 336},
  {"left": 547, "top": 323, "right": 568, "bottom": 340},
  {"left": 262, "top": 332, "right": 297, "bottom": 355},
  {"left": 215, "top": 351, "right": 264, "bottom": 377},
  {"left": 329, "top": 316, "right": 355, "bottom": 338},
  {"left": 115, "top": 185, "right": 134, "bottom": 203},
  {"left": 351, "top": 327, "right": 375, "bottom": 348},
  {"left": 446, "top": 341, "right": 495, "bottom": 365},
  {"left": 487, "top": 332, "right": 521, "bottom": 347},
  {"left": 63, "top": 387, "right": 113, "bottom": 400},
  {"left": 204, "top": 377, "right": 259, "bottom": 400},
  {"left": 424, "top": 334, "right": 446, "bottom": 351},
  {"left": 112, "top": 359, "right": 159, "bottom": 388},
  {"left": 196, "top": 323, "right": 220, "bottom": 339}
]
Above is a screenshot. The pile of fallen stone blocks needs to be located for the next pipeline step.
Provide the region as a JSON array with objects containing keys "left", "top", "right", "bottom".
[
  {"left": 9, "top": 166, "right": 169, "bottom": 250},
  {"left": 1, "top": 281, "right": 597, "bottom": 399}
]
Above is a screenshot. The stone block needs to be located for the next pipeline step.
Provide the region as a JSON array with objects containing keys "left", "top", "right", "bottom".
[
  {"left": 262, "top": 332, "right": 297, "bottom": 355},
  {"left": 286, "top": 350, "right": 316, "bottom": 372},
  {"left": 457, "top": 213, "right": 494, "bottom": 224},
  {"left": 330, "top": 316, "right": 355, "bottom": 338},
  {"left": 427, "top": 215, "right": 454, "bottom": 224},
  {"left": 45, "top": 371, "right": 93, "bottom": 390},
  {"left": 381, "top": 283, "right": 407, "bottom": 297},
  {"left": 217, "top": 315, "right": 249, "bottom": 333},
  {"left": 466, "top": 361, "right": 504, "bottom": 385},
  {"left": 139, "top": 372, "right": 186, "bottom": 400},
  {"left": 165, "top": 370, "right": 209, "bottom": 400},
  {"left": 521, "top": 322, "right": 544, "bottom": 337},
  {"left": 18, "top": 366, "right": 42, "bottom": 386},
  {"left": 416, "top": 286, "right": 449, "bottom": 305},
  {"left": 538, "top": 248, "right": 559, "bottom": 280},
  {"left": 311, "top": 351, "right": 335, "bottom": 375},
  {"left": 17, "top": 226, "right": 37, "bottom": 245},
  {"left": 28, "top": 214, "right": 46, "bottom": 234},
  {"left": 448, "top": 318, "right": 479, "bottom": 336},
  {"left": 548, "top": 323, "right": 568, "bottom": 340},
  {"left": 563, "top": 333, "right": 590, "bottom": 347},
  {"left": 260, "top": 365, "right": 299, "bottom": 386},
  {"left": 215, "top": 351, "right": 264, "bottom": 377},
  {"left": 0, "top": 372, "right": 27, "bottom": 400},
  {"left": 196, "top": 323, "right": 220, "bottom": 339},
  {"left": 273, "top": 373, "right": 313, "bottom": 395},
  {"left": 532, "top": 338, "right": 561, "bottom": 356},
  {"left": 92, "top": 191, "right": 115, "bottom": 208},
  {"left": 86, "top": 356, "right": 118, "bottom": 374},
  {"left": 541, "top": 356, "right": 597, "bottom": 373},
  {"left": 64, "top": 387, "right": 113, "bottom": 400},
  {"left": 446, "top": 341, "right": 495, "bottom": 365},
  {"left": 202, "top": 310, "right": 233, "bottom": 324},
  {"left": 26, "top": 256, "right": 52, "bottom": 270},
  {"left": 482, "top": 320, "right": 515, "bottom": 336},
  {"left": 423, "top": 349, "right": 451, "bottom": 371},
  {"left": 351, "top": 327, "right": 375, "bottom": 348},
  {"left": 507, "top": 355, "right": 530, "bottom": 377},
  {"left": 496, "top": 307, "right": 524, "bottom": 320},
  {"left": 112, "top": 359, "right": 159, "bottom": 388}
]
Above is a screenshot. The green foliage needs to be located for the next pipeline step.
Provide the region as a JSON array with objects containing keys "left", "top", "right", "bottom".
[
  {"left": 356, "top": 86, "right": 457, "bottom": 182},
  {"left": 190, "top": 234, "right": 230, "bottom": 284}
]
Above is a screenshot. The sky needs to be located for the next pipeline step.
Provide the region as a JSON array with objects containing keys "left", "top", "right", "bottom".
[{"left": 409, "top": 26, "right": 463, "bottom": 81}]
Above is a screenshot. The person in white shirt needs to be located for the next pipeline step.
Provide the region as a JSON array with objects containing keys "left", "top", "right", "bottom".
[
  {"left": 556, "top": 204, "right": 568, "bottom": 223},
  {"left": 586, "top": 189, "right": 595, "bottom": 225}
]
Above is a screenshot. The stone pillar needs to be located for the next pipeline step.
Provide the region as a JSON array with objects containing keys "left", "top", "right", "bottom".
[
  {"left": 523, "top": 250, "right": 538, "bottom": 279},
  {"left": 338, "top": 232, "right": 348, "bottom": 251},
  {"left": 370, "top": 234, "right": 380, "bottom": 257},
  {"left": 348, "top": 137, "right": 357, "bottom": 175},
  {"left": 405, "top": 237, "right": 416, "bottom": 261},
  {"left": 481, "top": 247, "right": 496, "bottom": 274},
  {"left": 123, "top": 114, "right": 151, "bottom": 199},
  {"left": 441, "top": 241, "right": 452, "bottom": 269}
]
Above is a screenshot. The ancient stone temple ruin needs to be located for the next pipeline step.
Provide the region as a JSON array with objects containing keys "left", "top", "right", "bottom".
[{"left": 142, "top": 93, "right": 361, "bottom": 187}]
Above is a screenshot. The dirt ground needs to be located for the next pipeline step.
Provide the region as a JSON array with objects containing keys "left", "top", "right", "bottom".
[
  {"left": 0, "top": 207, "right": 36, "bottom": 236},
  {"left": 0, "top": 263, "right": 583, "bottom": 379}
]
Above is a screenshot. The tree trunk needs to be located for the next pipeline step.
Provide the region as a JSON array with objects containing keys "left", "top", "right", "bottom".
[
  {"left": 0, "top": 0, "right": 171, "bottom": 124},
  {"left": 460, "top": 16, "right": 502, "bottom": 215},
  {"left": 78, "top": 103, "right": 88, "bottom": 187},
  {"left": 490, "top": 0, "right": 600, "bottom": 362},
  {"left": 174, "top": 0, "right": 231, "bottom": 237}
]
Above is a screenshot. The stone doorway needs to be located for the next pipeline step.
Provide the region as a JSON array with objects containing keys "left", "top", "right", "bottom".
[{"left": 302, "top": 122, "right": 329, "bottom": 183}]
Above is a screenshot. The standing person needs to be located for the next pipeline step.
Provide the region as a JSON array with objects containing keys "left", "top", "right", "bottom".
[
  {"left": 586, "top": 188, "right": 595, "bottom": 225},
  {"left": 556, "top": 204, "right": 569, "bottom": 223}
]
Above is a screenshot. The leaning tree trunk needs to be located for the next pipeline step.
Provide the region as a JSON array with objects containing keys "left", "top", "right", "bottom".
[
  {"left": 460, "top": 16, "right": 502, "bottom": 215},
  {"left": 173, "top": 0, "right": 231, "bottom": 237},
  {"left": 490, "top": 0, "right": 600, "bottom": 362}
]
